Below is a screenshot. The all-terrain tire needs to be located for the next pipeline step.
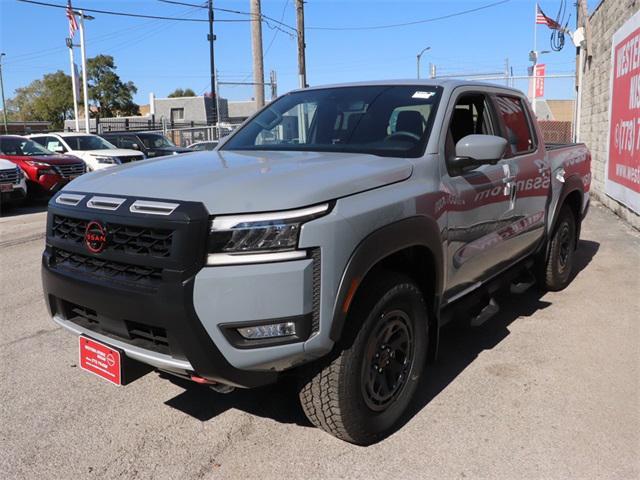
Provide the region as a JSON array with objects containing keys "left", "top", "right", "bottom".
[
  {"left": 541, "top": 205, "right": 577, "bottom": 291},
  {"left": 298, "top": 272, "right": 428, "bottom": 445}
]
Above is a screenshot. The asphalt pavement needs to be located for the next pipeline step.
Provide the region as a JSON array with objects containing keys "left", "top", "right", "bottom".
[{"left": 1, "top": 201, "right": 638, "bottom": 480}]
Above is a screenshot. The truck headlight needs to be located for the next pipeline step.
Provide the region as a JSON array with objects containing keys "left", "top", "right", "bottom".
[{"left": 207, "top": 203, "right": 329, "bottom": 265}]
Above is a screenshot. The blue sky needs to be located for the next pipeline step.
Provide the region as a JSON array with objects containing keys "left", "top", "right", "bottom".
[{"left": 0, "top": 0, "right": 579, "bottom": 105}]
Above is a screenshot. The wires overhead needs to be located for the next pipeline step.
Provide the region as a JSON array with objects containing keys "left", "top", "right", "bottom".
[
  {"left": 550, "top": 0, "right": 571, "bottom": 51},
  {"left": 156, "top": 0, "right": 296, "bottom": 35},
  {"left": 306, "top": 0, "right": 511, "bottom": 31},
  {"left": 15, "top": 0, "right": 245, "bottom": 23}
]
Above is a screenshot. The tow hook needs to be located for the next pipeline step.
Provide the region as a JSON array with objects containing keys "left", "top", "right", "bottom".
[{"left": 190, "top": 374, "right": 236, "bottom": 393}]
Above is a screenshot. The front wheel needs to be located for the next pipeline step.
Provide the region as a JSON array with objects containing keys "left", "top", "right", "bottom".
[{"left": 298, "top": 272, "right": 428, "bottom": 445}]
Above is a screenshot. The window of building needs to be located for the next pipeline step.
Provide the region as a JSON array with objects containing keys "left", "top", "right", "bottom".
[{"left": 170, "top": 108, "right": 185, "bottom": 122}]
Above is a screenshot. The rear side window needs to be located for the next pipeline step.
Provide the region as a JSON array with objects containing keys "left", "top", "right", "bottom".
[{"left": 494, "top": 96, "right": 535, "bottom": 155}]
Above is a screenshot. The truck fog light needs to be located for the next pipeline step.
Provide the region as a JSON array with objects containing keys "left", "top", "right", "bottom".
[{"left": 237, "top": 322, "right": 296, "bottom": 339}]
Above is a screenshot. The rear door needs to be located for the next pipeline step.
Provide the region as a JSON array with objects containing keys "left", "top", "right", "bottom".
[
  {"left": 492, "top": 94, "right": 550, "bottom": 257},
  {"left": 441, "top": 89, "right": 518, "bottom": 299}
]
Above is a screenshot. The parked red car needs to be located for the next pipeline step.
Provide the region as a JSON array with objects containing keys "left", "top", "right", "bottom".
[{"left": 0, "top": 135, "right": 86, "bottom": 196}]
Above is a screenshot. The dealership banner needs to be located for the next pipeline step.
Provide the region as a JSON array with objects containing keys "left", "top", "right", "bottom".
[
  {"left": 534, "top": 64, "right": 545, "bottom": 98},
  {"left": 606, "top": 10, "right": 640, "bottom": 214}
]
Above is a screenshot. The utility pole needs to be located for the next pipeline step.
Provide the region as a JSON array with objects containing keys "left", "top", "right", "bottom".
[
  {"left": 208, "top": 0, "right": 218, "bottom": 124},
  {"left": 250, "top": 0, "right": 265, "bottom": 107},
  {"left": 0, "top": 53, "right": 8, "bottom": 134},
  {"left": 78, "top": 11, "right": 92, "bottom": 133},
  {"left": 295, "top": 0, "right": 306, "bottom": 88}
]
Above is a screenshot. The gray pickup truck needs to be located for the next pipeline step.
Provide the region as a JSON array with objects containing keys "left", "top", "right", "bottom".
[{"left": 42, "top": 80, "right": 591, "bottom": 444}]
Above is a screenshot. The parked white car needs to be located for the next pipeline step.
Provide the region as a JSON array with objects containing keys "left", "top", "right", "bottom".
[
  {"left": 29, "top": 133, "right": 145, "bottom": 172},
  {"left": 0, "top": 157, "right": 27, "bottom": 205}
]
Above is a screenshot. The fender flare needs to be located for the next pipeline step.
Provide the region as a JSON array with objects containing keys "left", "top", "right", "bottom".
[
  {"left": 549, "top": 175, "right": 584, "bottom": 236},
  {"left": 329, "top": 216, "right": 444, "bottom": 342}
]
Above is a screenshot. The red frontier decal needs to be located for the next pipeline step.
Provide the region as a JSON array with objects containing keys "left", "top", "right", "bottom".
[{"left": 84, "top": 221, "right": 107, "bottom": 253}]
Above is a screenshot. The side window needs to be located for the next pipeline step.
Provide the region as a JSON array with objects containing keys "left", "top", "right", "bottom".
[
  {"left": 445, "top": 94, "right": 494, "bottom": 163},
  {"left": 494, "top": 96, "right": 535, "bottom": 155},
  {"left": 117, "top": 136, "right": 139, "bottom": 149},
  {"left": 46, "top": 137, "right": 66, "bottom": 153}
]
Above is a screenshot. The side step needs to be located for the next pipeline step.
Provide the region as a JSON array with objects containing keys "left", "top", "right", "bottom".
[
  {"left": 510, "top": 272, "right": 537, "bottom": 294},
  {"left": 470, "top": 298, "right": 500, "bottom": 327}
]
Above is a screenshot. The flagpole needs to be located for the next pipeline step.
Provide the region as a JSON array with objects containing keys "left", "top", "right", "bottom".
[
  {"left": 68, "top": 44, "right": 79, "bottom": 132},
  {"left": 79, "top": 10, "right": 90, "bottom": 133},
  {"left": 532, "top": 1, "right": 538, "bottom": 115}
]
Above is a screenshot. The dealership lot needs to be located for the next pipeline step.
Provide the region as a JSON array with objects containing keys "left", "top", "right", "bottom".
[{"left": 1, "top": 201, "right": 638, "bottom": 480}]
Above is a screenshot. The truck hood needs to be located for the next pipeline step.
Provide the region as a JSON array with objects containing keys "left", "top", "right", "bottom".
[{"left": 64, "top": 149, "right": 413, "bottom": 213}]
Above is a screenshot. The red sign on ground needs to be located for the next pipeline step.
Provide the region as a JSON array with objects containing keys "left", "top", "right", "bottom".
[
  {"left": 79, "top": 336, "right": 122, "bottom": 385},
  {"left": 606, "top": 11, "right": 640, "bottom": 214},
  {"left": 534, "top": 64, "right": 545, "bottom": 98}
]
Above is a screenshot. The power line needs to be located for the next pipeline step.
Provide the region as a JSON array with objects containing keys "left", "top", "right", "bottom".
[
  {"left": 264, "top": 0, "right": 290, "bottom": 58},
  {"left": 307, "top": 0, "right": 512, "bottom": 31},
  {"left": 15, "top": 0, "right": 248, "bottom": 23},
  {"left": 6, "top": 3, "right": 203, "bottom": 66},
  {"left": 156, "top": 0, "right": 297, "bottom": 33}
]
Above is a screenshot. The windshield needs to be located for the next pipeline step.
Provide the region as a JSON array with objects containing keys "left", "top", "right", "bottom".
[
  {"left": 138, "top": 133, "right": 176, "bottom": 149},
  {"left": 64, "top": 135, "right": 116, "bottom": 151},
  {"left": 222, "top": 85, "right": 441, "bottom": 158},
  {"left": 0, "top": 137, "right": 55, "bottom": 156}
]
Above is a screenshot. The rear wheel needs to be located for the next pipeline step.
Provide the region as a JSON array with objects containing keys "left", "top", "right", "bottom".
[
  {"left": 299, "top": 272, "right": 428, "bottom": 445},
  {"left": 540, "top": 205, "right": 577, "bottom": 291}
]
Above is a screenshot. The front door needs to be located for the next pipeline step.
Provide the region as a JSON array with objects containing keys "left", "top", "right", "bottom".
[{"left": 440, "top": 91, "right": 517, "bottom": 300}]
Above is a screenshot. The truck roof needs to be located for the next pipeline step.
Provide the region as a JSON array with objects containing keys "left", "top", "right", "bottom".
[{"left": 293, "top": 79, "right": 525, "bottom": 96}]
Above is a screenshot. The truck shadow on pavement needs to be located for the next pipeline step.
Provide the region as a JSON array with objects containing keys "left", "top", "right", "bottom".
[{"left": 163, "top": 240, "right": 600, "bottom": 440}]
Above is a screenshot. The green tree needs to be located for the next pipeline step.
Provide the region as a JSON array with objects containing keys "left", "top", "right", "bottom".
[
  {"left": 8, "top": 71, "right": 73, "bottom": 128},
  {"left": 167, "top": 88, "right": 196, "bottom": 98},
  {"left": 87, "top": 54, "right": 139, "bottom": 117}
]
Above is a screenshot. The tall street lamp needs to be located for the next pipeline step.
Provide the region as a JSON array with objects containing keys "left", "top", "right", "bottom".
[{"left": 416, "top": 46, "right": 431, "bottom": 79}]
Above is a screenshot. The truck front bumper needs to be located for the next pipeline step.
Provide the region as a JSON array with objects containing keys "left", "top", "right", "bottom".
[{"left": 42, "top": 254, "right": 279, "bottom": 388}]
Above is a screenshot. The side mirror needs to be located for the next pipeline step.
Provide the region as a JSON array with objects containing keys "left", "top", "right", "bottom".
[
  {"left": 53, "top": 146, "right": 65, "bottom": 153},
  {"left": 451, "top": 134, "right": 507, "bottom": 170},
  {"left": 131, "top": 143, "right": 140, "bottom": 150}
]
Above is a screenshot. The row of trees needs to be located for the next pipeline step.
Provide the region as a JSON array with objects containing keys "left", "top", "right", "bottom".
[{"left": 8, "top": 54, "right": 199, "bottom": 129}]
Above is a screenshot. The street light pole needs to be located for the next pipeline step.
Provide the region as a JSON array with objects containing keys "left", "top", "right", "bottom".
[
  {"left": 416, "top": 46, "right": 431, "bottom": 79},
  {"left": 78, "top": 10, "right": 93, "bottom": 133},
  {"left": 0, "top": 53, "right": 8, "bottom": 134}
]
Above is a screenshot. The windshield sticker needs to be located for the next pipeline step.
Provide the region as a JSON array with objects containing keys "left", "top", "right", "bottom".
[{"left": 412, "top": 91, "right": 436, "bottom": 99}]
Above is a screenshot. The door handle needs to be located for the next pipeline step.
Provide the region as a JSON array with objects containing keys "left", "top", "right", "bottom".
[{"left": 502, "top": 175, "right": 516, "bottom": 184}]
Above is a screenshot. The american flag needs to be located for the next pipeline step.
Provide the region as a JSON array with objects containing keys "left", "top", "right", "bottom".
[
  {"left": 66, "top": 0, "right": 78, "bottom": 39},
  {"left": 536, "top": 4, "right": 561, "bottom": 30}
]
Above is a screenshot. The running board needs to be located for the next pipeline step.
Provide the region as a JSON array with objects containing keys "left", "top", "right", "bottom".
[
  {"left": 510, "top": 272, "right": 537, "bottom": 294},
  {"left": 470, "top": 298, "right": 500, "bottom": 327}
]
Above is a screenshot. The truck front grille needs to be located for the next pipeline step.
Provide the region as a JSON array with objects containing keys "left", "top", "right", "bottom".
[
  {"left": 55, "top": 163, "right": 86, "bottom": 178},
  {"left": 52, "top": 215, "right": 174, "bottom": 258},
  {"left": 0, "top": 167, "right": 19, "bottom": 184},
  {"left": 53, "top": 248, "right": 163, "bottom": 284}
]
